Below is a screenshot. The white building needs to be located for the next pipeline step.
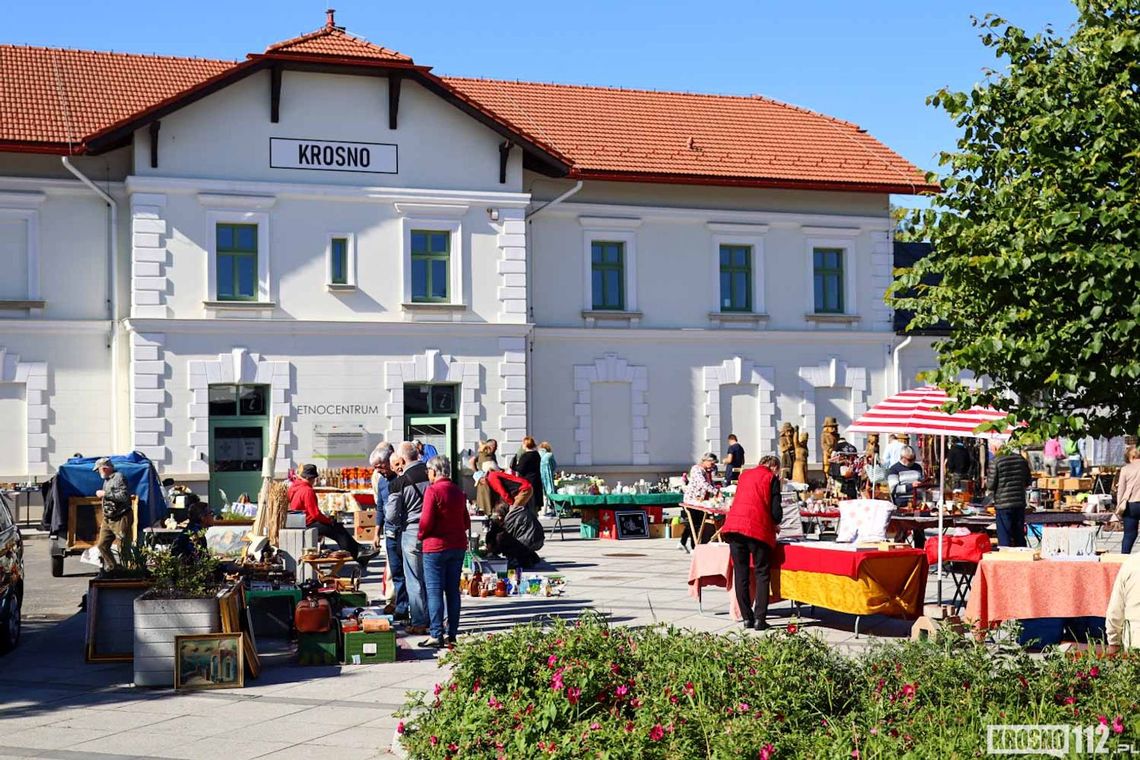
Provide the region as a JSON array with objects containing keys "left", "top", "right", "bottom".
[{"left": 0, "top": 14, "right": 938, "bottom": 502}]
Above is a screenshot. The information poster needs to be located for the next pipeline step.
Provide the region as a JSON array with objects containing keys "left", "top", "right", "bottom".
[{"left": 311, "top": 423, "right": 368, "bottom": 463}]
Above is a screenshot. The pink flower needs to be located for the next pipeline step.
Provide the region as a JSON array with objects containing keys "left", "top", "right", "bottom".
[
  {"left": 759, "top": 743, "right": 775, "bottom": 760},
  {"left": 870, "top": 727, "right": 879, "bottom": 736},
  {"left": 1099, "top": 715, "right": 1109, "bottom": 727},
  {"left": 851, "top": 751, "right": 860, "bottom": 759},
  {"left": 901, "top": 683, "right": 917, "bottom": 699},
  {"left": 488, "top": 696, "right": 503, "bottom": 710},
  {"left": 821, "top": 718, "right": 829, "bottom": 727},
  {"left": 448, "top": 743, "right": 458, "bottom": 752},
  {"left": 548, "top": 655, "right": 558, "bottom": 668},
  {"left": 1089, "top": 666, "right": 1100, "bottom": 678},
  {"left": 430, "top": 736, "right": 439, "bottom": 746},
  {"left": 1113, "top": 716, "right": 1126, "bottom": 735},
  {"left": 567, "top": 687, "right": 581, "bottom": 705},
  {"left": 433, "top": 683, "right": 442, "bottom": 696},
  {"left": 649, "top": 724, "right": 665, "bottom": 741},
  {"left": 396, "top": 721, "right": 405, "bottom": 735},
  {"left": 610, "top": 663, "right": 621, "bottom": 675},
  {"left": 630, "top": 697, "right": 642, "bottom": 709},
  {"left": 624, "top": 720, "right": 635, "bottom": 733},
  {"left": 590, "top": 722, "right": 601, "bottom": 731},
  {"left": 1064, "top": 696, "right": 1077, "bottom": 706},
  {"left": 615, "top": 684, "right": 629, "bottom": 698},
  {"left": 787, "top": 624, "right": 798, "bottom": 634},
  {"left": 550, "top": 668, "right": 565, "bottom": 692},
  {"left": 683, "top": 681, "right": 696, "bottom": 697},
  {"left": 738, "top": 702, "right": 751, "bottom": 713}
]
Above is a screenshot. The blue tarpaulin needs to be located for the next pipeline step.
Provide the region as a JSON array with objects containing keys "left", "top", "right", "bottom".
[{"left": 41, "top": 451, "right": 167, "bottom": 534}]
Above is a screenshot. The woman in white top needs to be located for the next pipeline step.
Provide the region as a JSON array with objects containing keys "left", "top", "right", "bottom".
[
  {"left": 1107, "top": 552, "right": 1140, "bottom": 652},
  {"left": 678, "top": 453, "right": 719, "bottom": 553}
]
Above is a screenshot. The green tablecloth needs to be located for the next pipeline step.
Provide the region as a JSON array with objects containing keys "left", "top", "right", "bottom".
[{"left": 548, "top": 492, "right": 682, "bottom": 508}]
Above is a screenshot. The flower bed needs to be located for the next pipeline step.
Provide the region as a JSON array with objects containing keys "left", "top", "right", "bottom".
[{"left": 396, "top": 613, "right": 1138, "bottom": 759}]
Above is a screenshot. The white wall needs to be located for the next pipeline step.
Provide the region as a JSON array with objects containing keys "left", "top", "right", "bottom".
[
  {"left": 529, "top": 200, "right": 893, "bottom": 332},
  {"left": 133, "top": 72, "right": 523, "bottom": 192}
]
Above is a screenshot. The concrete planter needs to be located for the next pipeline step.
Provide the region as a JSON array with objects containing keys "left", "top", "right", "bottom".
[
  {"left": 133, "top": 596, "right": 220, "bottom": 687},
  {"left": 86, "top": 579, "right": 153, "bottom": 662}
]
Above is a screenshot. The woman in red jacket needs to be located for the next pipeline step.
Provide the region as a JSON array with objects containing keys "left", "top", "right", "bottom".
[
  {"left": 417, "top": 455, "right": 470, "bottom": 648},
  {"left": 721, "top": 455, "right": 783, "bottom": 630}
]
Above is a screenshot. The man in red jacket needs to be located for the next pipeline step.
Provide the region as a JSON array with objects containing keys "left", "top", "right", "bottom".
[
  {"left": 289, "top": 464, "right": 378, "bottom": 568},
  {"left": 721, "top": 455, "right": 783, "bottom": 631}
]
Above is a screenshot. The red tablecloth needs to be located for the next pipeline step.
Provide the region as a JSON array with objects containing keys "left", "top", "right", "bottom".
[
  {"left": 775, "top": 543, "right": 925, "bottom": 579},
  {"left": 923, "top": 533, "right": 991, "bottom": 565},
  {"left": 964, "top": 560, "right": 1121, "bottom": 627}
]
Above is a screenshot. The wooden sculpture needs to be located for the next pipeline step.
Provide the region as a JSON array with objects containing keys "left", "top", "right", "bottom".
[
  {"left": 778, "top": 422, "right": 796, "bottom": 478},
  {"left": 821, "top": 417, "right": 839, "bottom": 465},
  {"left": 865, "top": 433, "right": 880, "bottom": 464},
  {"left": 793, "top": 429, "right": 809, "bottom": 484}
]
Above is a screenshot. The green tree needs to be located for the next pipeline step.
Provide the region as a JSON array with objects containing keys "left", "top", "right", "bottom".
[{"left": 891, "top": 0, "right": 1140, "bottom": 439}]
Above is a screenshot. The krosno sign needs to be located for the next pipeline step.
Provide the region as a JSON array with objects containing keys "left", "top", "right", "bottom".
[{"left": 270, "top": 138, "right": 398, "bottom": 174}]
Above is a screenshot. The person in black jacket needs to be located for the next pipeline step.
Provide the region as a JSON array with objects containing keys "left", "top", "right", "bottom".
[
  {"left": 388, "top": 442, "right": 432, "bottom": 634},
  {"left": 512, "top": 436, "right": 544, "bottom": 513},
  {"left": 987, "top": 446, "right": 1032, "bottom": 547}
]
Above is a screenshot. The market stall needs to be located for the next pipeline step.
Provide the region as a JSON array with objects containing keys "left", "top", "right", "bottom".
[
  {"left": 547, "top": 490, "right": 682, "bottom": 540},
  {"left": 687, "top": 541, "right": 929, "bottom": 628},
  {"left": 964, "top": 555, "right": 1123, "bottom": 628}
]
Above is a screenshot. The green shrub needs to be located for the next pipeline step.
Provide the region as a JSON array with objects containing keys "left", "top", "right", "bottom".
[{"left": 396, "top": 613, "right": 1140, "bottom": 759}]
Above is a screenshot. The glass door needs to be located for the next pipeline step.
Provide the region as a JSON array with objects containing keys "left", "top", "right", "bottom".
[
  {"left": 406, "top": 417, "right": 455, "bottom": 478},
  {"left": 208, "top": 385, "right": 268, "bottom": 510}
]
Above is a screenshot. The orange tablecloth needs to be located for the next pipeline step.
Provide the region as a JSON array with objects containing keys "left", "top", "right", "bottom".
[
  {"left": 688, "top": 542, "right": 928, "bottom": 620},
  {"left": 963, "top": 560, "right": 1121, "bottom": 627}
]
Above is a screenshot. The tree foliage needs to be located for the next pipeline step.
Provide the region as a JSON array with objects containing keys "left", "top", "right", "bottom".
[{"left": 891, "top": 0, "right": 1140, "bottom": 439}]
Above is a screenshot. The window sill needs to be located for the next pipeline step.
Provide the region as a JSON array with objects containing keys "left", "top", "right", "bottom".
[
  {"left": 401, "top": 302, "right": 467, "bottom": 311},
  {"left": 203, "top": 300, "right": 277, "bottom": 309},
  {"left": 0, "top": 299, "right": 46, "bottom": 310},
  {"left": 582, "top": 309, "right": 642, "bottom": 327},
  {"left": 708, "top": 311, "right": 768, "bottom": 326},
  {"left": 805, "top": 313, "right": 861, "bottom": 325},
  {"left": 326, "top": 283, "right": 357, "bottom": 293}
]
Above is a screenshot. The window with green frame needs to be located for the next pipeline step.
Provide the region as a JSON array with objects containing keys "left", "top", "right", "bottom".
[
  {"left": 813, "top": 247, "right": 845, "bottom": 314},
  {"left": 719, "top": 244, "right": 752, "bottom": 312},
  {"left": 591, "top": 241, "right": 625, "bottom": 310},
  {"left": 329, "top": 237, "right": 349, "bottom": 285},
  {"left": 411, "top": 230, "right": 450, "bottom": 302},
  {"left": 216, "top": 223, "right": 258, "bottom": 301}
]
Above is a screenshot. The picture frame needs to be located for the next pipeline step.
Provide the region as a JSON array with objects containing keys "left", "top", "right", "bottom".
[
  {"left": 174, "top": 633, "right": 244, "bottom": 690},
  {"left": 68, "top": 496, "right": 140, "bottom": 550},
  {"left": 85, "top": 579, "right": 152, "bottom": 662},
  {"left": 218, "top": 584, "right": 261, "bottom": 678},
  {"left": 614, "top": 510, "right": 650, "bottom": 540}
]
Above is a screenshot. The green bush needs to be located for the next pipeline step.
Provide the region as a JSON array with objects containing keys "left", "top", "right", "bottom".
[{"left": 396, "top": 613, "right": 1140, "bottom": 759}]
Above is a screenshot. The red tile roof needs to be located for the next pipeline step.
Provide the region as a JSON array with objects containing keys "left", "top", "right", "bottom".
[
  {"left": 0, "top": 32, "right": 934, "bottom": 193},
  {"left": 444, "top": 78, "right": 933, "bottom": 193},
  {"left": 264, "top": 24, "right": 412, "bottom": 62},
  {"left": 0, "top": 45, "right": 233, "bottom": 150}
]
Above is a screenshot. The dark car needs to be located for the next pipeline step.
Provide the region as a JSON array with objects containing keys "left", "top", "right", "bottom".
[{"left": 0, "top": 491, "right": 24, "bottom": 653}]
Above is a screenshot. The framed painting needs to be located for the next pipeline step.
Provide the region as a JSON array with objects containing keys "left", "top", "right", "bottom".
[
  {"left": 218, "top": 584, "right": 261, "bottom": 678},
  {"left": 614, "top": 510, "right": 650, "bottom": 540},
  {"left": 85, "top": 579, "right": 152, "bottom": 662},
  {"left": 174, "top": 633, "right": 244, "bottom": 690}
]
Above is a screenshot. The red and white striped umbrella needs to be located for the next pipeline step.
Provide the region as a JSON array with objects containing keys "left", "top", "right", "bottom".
[{"left": 846, "top": 385, "right": 1011, "bottom": 439}]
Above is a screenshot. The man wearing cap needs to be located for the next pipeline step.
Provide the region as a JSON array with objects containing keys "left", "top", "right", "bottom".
[
  {"left": 828, "top": 441, "right": 861, "bottom": 499},
  {"left": 289, "top": 464, "right": 378, "bottom": 568},
  {"left": 94, "top": 458, "right": 133, "bottom": 573}
]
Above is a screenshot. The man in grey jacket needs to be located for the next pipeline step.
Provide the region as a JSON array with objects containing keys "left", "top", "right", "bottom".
[
  {"left": 94, "top": 458, "right": 133, "bottom": 572},
  {"left": 387, "top": 442, "right": 431, "bottom": 634}
]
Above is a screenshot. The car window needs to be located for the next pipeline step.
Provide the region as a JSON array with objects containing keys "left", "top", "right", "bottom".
[{"left": 0, "top": 493, "right": 13, "bottom": 532}]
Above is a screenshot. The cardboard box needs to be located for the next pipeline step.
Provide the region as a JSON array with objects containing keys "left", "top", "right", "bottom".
[
  {"left": 648, "top": 523, "right": 667, "bottom": 539},
  {"left": 1062, "top": 477, "right": 1093, "bottom": 491},
  {"left": 666, "top": 523, "right": 685, "bottom": 539},
  {"left": 355, "top": 509, "right": 377, "bottom": 528},
  {"left": 343, "top": 630, "right": 397, "bottom": 664},
  {"left": 354, "top": 525, "right": 378, "bottom": 543},
  {"left": 982, "top": 548, "right": 1039, "bottom": 562}
]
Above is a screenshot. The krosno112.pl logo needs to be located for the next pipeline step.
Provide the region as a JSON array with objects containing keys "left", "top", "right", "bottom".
[{"left": 987, "top": 724, "right": 1128, "bottom": 756}]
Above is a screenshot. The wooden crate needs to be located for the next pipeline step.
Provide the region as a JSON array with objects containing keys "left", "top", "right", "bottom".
[
  {"left": 342, "top": 630, "right": 397, "bottom": 664},
  {"left": 68, "top": 496, "right": 139, "bottom": 550}
]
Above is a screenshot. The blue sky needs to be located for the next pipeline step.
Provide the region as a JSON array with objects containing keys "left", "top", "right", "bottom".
[{"left": 6, "top": 1, "right": 1079, "bottom": 205}]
